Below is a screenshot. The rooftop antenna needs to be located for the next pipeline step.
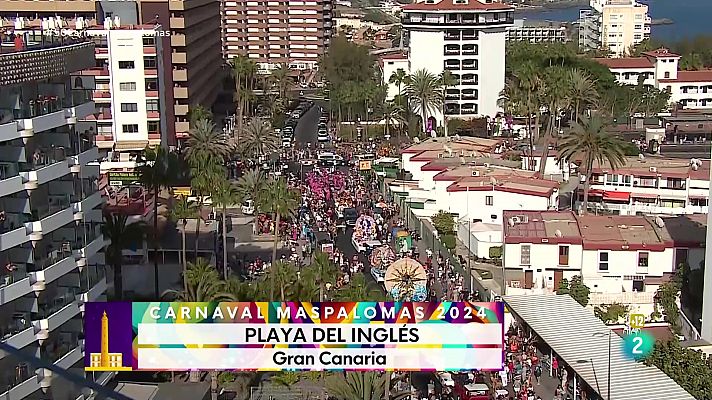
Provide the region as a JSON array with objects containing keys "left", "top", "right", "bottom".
[
  {"left": 638, "top": 153, "right": 645, "bottom": 162},
  {"left": 555, "top": 229, "right": 563, "bottom": 238}
]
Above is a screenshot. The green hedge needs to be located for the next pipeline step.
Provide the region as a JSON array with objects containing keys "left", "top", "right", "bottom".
[{"left": 440, "top": 234, "right": 456, "bottom": 250}]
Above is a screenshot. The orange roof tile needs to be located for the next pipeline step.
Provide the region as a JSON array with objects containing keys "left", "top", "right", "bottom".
[{"left": 594, "top": 57, "right": 653, "bottom": 69}]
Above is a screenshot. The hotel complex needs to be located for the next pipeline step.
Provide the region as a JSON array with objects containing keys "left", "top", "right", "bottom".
[
  {"left": 396, "top": 0, "right": 515, "bottom": 127},
  {"left": 578, "top": 0, "right": 650, "bottom": 57},
  {"left": 0, "top": 32, "right": 107, "bottom": 400},
  {"left": 222, "top": 0, "right": 335, "bottom": 72}
]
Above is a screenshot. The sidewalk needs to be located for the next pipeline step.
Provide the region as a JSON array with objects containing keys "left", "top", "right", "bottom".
[{"left": 453, "top": 236, "right": 503, "bottom": 297}]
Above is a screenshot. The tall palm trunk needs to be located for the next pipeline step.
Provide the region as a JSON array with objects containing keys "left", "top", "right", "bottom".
[
  {"left": 113, "top": 261, "right": 122, "bottom": 300},
  {"left": 270, "top": 212, "right": 281, "bottom": 302},
  {"left": 182, "top": 221, "right": 187, "bottom": 292},
  {"left": 153, "top": 185, "right": 160, "bottom": 299},
  {"left": 582, "top": 156, "right": 594, "bottom": 214},
  {"left": 222, "top": 206, "right": 229, "bottom": 280},
  {"left": 194, "top": 197, "right": 202, "bottom": 258},
  {"left": 210, "top": 370, "right": 218, "bottom": 400},
  {"left": 526, "top": 113, "right": 534, "bottom": 170},
  {"left": 538, "top": 110, "right": 557, "bottom": 177}
]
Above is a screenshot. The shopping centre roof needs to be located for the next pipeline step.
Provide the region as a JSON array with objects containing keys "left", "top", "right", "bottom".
[{"left": 503, "top": 294, "right": 695, "bottom": 400}]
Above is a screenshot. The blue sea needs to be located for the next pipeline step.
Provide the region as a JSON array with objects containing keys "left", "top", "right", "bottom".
[{"left": 516, "top": 0, "right": 711, "bottom": 42}]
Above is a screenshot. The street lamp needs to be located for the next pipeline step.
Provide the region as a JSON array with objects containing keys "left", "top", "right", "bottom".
[{"left": 592, "top": 330, "right": 612, "bottom": 400}]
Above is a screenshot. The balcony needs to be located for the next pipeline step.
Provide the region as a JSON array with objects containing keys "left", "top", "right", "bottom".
[
  {"left": 78, "top": 266, "right": 106, "bottom": 303},
  {"left": 75, "top": 234, "right": 104, "bottom": 264},
  {"left": 0, "top": 222, "right": 30, "bottom": 253},
  {"left": 0, "top": 373, "right": 41, "bottom": 400},
  {"left": 52, "top": 341, "right": 84, "bottom": 370},
  {"left": 26, "top": 200, "right": 74, "bottom": 241},
  {"left": 0, "top": 120, "right": 20, "bottom": 142},
  {"left": 29, "top": 249, "right": 77, "bottom": 291},
  {"left": 72, "top": 191, "right": 102, "bottom": 218},
  {"left": 444, "top": 32, "right": 460, "bottom": 41},
  {"left": 462, "top": 62, "right": 477, "bottom": 70},
  {"left": 33, "top": 289, "right": 80, "bottom": 336},
  {"left": 0, "top": 175, "right": 24, "bottom": 199},
  {"left": 173, "top": 69, "right": 187, "bottom": 82},
  {"left": 0, "top": 267, "right": 32, "bottom": 305},
  {"left": 20, "top": 149, "right": 71, "bottom": 189},
  {"left": 0, "top": 324, "right": 34, "bottom": 359},
  {"left": 70, "top": 147, "right": 99, "bottom": 170}
]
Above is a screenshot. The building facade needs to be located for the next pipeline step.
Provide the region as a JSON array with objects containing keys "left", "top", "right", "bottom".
[
  {"left": 579, "top": 156, "right": 709, "bottom": 216},
  {"left": 222, "top": 0, "right": 334, "bottom": 72},
  {"left": 400, "top": 0, "right": 514, "bottom": 126},
  {"left": 594, "top": 48, "right": 712, "bottom": 109},
  {"left": 502, "top": 211, "right": 676, "bottom": 315},
  {"left": 578, "top": 0, "right": 650, "bottom": 57},
  {"left": 0, "top": 32, "right": 108, "bottom": 400},
  {"left": 79, "top": 22, "right": 166, "bottom": 174},
  {"left": 506, "top": 19, "right": 569, "bottom": 43}
]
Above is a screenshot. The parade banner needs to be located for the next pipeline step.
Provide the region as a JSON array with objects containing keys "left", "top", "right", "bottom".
[{"left": 84, "top": 302, "right": 505, "bottom": 372}]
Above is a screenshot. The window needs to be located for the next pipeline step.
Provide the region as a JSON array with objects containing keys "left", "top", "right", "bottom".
[
  {"left": 119, "top": 82, "right": 136, "bottom": 91},
  {"left": 664, "top": 71, "right": 670, "bottom": 79},
  {"left": 675, "top": 248, "right": 688, "bottom": 269},
  {"left": 146, "top": 99, "right": 159, "bottom": 112},
  {"left": 143, "top": 36, "right": 155, "bottom": 46},
  {"left": 520, "top": 245, "right": 531, "bottom": 266},
  {"left": 559, "top": 246, "right": 569, "bottom": 266},
  {"left": 147, "top": 121, "right": 159, "bottom": 134},
  {"left": 145, "top": 78, "right": 158, "bottom": 91},
  {"left": 599, "top": 251, "right": 609, "bottom": 271},
  {"left": 118, "top": 61, "right": 135, "bottom": 69},
  {"left": 122, "top": 124, "right": 139, "bottom": 133},
  {"left": 120, "top": 103, "right": 138, "bottom": 112},
  {"left": 143, "top": 56, "right": 157, "bottom": 69},
  {"left": 485, "top": 196, "right": 493, "bottom": 206},
  {"left": 632, "top": 280, "right": 644, "bottom": 292},
  {"left": 638, "top": 252, "right": 649, "bottom": 268}
]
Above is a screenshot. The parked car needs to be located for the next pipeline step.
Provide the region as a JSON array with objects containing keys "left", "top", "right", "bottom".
[
  {"left": 241, "top": 200, "right": 255, "bottom": 215},
  {"left": 343, "top": 208, "right": 358, "bottom": 226},
  {"left": 282, "top": 136, "right": 292, "bottom": 148},
  {"left": 317, "top": 152, "right": 345, "bottom": 167},
  {"left": 317, "top": 131, "right": 329, "bottom": 142}
]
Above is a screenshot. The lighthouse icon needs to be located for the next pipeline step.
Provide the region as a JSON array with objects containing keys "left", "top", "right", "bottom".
[{"left": 85, "top": 304, "right": 133, "bottom": 371}]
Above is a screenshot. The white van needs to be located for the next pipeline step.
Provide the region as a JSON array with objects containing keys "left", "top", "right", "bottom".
[{"left": 241, "top": 199, "right": 255, "bottom": 215}]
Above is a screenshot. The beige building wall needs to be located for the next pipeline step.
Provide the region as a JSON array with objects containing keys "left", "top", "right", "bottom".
[{"left": 600, "top": 1, "right": 649, "bottom": 57}]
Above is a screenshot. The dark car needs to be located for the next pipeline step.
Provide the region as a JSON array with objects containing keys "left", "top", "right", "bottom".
[{"left": 343, "top": 208, "right": 358, "bottom": 226}]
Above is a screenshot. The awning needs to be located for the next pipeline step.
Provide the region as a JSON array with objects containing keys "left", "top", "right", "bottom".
[
  {"left": 114, "top": 140, "right": 149, "bottom": 151},
  {"left": 603, "top": 191, "right": 630, "bottom": 201},
  {"left": 631, "top": 193, "right": 658, "bottom": 199},
  {"left": 586, "top": 189, "right": 604, "bottom": 197}
]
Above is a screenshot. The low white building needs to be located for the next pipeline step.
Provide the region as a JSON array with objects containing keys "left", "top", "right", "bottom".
[
  {"left": 457, "top": 221, "right": 502, "bottom": 259},
  {"left": 401, "top": 137, "right": 503, "bottom": 182},
  {"left": 380, "top": 53, "right": 409, "bottom": 100},
  {"left": 520, "top": 149, "right": 574, "bottom": 180},
  {"left": 502, "top": 211, "right": 677, "bottom": 316},
  {"left": 579, "top": 156, "right": 709, "bottom": 215},
  {"left": 595, "top": 48, "right": 712, "bottom": 109}
]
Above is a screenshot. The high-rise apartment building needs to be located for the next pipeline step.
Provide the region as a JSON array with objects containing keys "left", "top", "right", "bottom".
[
  {"left": 0, "top": 31, "right": 107, "bottom": 400},
  {"left": 399, "top": 0, "right": 514, "bottom": 129},
  {"left": 222, "top": 0, "right": 334, "bottom": 72},
  {"left": 579, "top": 0, "right": 650, "bottom": 57},
  {"left": 2, "top": 0, "right": 223, "bottom": 142},
  {"left": 79, "top": 22, "right": 167, "bottom": 174}
]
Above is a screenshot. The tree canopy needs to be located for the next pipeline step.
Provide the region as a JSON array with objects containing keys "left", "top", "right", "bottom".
[
  {"left": 556, "top": 275, "right": 591, "bottom": 307},
  {"left": 645, "top": 340, "right": 712, "bottom": 400}
]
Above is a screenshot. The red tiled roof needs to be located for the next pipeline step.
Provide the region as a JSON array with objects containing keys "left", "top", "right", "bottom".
[
  {"left": 659, "top": 70, "right": 712, "bottom": 83},
  {"left": 594, "top": 57, "right": 653, "bottom": 69},
  {"left": 380, "top": 52, "right": 408, "bottom": 61},
  {"left": 403, "top": 0, "right": 513, "bottom": 12},
  {"left": 447, "top": 176, "right": 558, "bottom": 197}
]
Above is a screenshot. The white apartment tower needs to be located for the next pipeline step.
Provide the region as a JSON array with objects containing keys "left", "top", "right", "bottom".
[
  {"left": 0, "top": 31, "right": 107, "bottom": 399},
  {"left": 401, "top": 0, "right": 514, "bottom": 129},
  {"left": 579, "top": 0, "right": 651, "bottom": 57}
]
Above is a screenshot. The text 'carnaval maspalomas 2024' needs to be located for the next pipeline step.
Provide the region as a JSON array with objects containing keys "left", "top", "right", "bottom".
[{"left": 83, "top": 302, "right": 505, "bottom": 371}]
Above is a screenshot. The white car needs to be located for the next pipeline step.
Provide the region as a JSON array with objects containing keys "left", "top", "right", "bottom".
[
  {"left": 370, "top": 268, "right": 385, "bottom": 284},
  {"left": 317, "top": 132, "right": 329, "bottom": 142},
  {"left": 282, "top": 136, "right": 292, "bottom": 148},
  {"left": 241, "top": 200, "right": 255, "bottom": 215}
]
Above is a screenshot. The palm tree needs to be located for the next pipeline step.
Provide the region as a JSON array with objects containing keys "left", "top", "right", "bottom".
[
  {"left": 257, "top": 177, "right": 299, "bottom": 301},
  {"left": 102, "top": 213, "right": 145, "bottom": 300},
  {"left": 212, "top": 180, "right": 241, "bottom": 280},
  {"left": 311, "top": 252, "right": 338, "bottom": 301},
  {"left": 556, "top": 115, "right": 626, "bottom": 213},
  {"left": 568, "top": 69, "right": 598, "bottom": 122},
  {"left": 326, "top": 372, "right": 409, "bottom": 400},
  {"left": 185, "top": 118, "right": 230, "bottom": 165},
  {"left": 189, "top": 157, "right": 225, "bottom": 257},
  {"left": 137, "top": 146, "right": 179, "bottom": 298},
  {"left": 439, "top": 70, "right": 457, "bottom": 137},
  {"left": 389, "top": 68, "right": 409, "bottom": 109},
  {"left": 188, "top": 104, "right": 213, "bottom": 125},
  {"left": 272, "top": 260, "right": 298, "bottom": 302},
  {"left": 238, "top": 117, "right": 279, "bottom": 160},
  {"left": 406, "top": 69, "right": 442, "bottom": 135},
  {"left": 270, "top": 63, "right": 293, "bottom": 100},
  {"left": 169, "top": 195, "right": 199, "bottom": 291},
  {"left": 538, "top": 66, "right": 571, "bottom": 176},
  {"left": 236, "top": 168, "right": 267, "bottom": 205},
  {"left": 382, "top": 101, "right": 405, "bottom": 140},
  {"left": 334, "top": 273, "right": 385, "bottom": 301}
]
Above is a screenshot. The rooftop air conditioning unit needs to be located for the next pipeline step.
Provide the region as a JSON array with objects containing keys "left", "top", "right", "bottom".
[
  {"left": 471, "top": 170, "right": 480, "bottom": 177},
  {"left": 649, "top": 166, "right": 657, "bottom": 173}
]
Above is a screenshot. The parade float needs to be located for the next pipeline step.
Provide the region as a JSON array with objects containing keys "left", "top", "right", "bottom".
[
  {"left": 385, "top": 257, "right": 428, "bottom": 301},
  {"left": 351, "top": 214, "right": 380, "bottom": 252},
  {"left": 368, "top": 245, "right": 396, "bottom": 285}
]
